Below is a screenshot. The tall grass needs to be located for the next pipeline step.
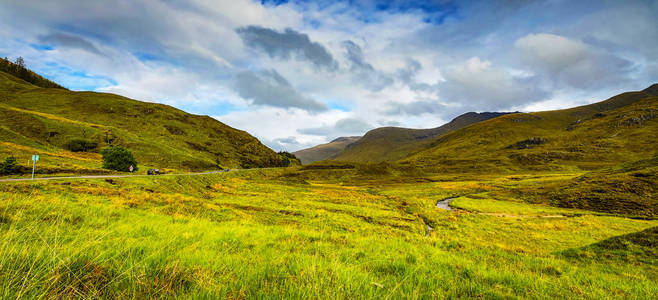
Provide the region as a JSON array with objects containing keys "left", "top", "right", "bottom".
[{"left": 0, "top": 171, "right": 656, "bottom": 298}]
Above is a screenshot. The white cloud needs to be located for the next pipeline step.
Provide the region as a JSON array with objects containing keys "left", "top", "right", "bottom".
[
  {"left": 515, "top": 33, "right": 633, "bottom": 89},
  {"left": 437, "top": 57, "right": 548, "bottom": 111},
  {"left": 0, "top": 0, "right": 656, "bottom": 152}
]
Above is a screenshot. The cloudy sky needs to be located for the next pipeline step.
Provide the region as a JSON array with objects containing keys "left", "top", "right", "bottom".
[{"left": 1, "top": 0, "right": 656, "bottom": 151}]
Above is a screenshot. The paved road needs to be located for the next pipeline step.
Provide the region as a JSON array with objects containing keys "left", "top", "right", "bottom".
[{"left": 0, "top": 170, "right": 231, "bottom": 182}]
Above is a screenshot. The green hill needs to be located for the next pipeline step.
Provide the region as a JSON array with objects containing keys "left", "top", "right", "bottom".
[
  {"left": 401, "top": 85, "right": 658, "bottom": 172},
  {"left": 550, "top": 155, "right": 658, "bottom": 217},
  {"left": 293, "top": 136, "right": 360, "bottom": 164},
  {"left": 0, "top": 69, "right": 287, "bottom": 173},
  {"left": 0, "top": 58, "right": 65, "bottom": 89},
  {"left": 331, "top": 112, "right": 512, "bottom": 163}
]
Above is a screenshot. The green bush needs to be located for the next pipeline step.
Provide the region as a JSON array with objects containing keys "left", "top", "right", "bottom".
[
  {"left": 0, "top": 156, "right": 18, "bottom": 174},
  {"left": 64, "top": 139, "right": 98, "bottom": 152},
  {"left": 101, "top": 146, "right": 138, "bottom": 172},
  {"left": 277, "top": 151, "right": 301, "bottom": 167}
]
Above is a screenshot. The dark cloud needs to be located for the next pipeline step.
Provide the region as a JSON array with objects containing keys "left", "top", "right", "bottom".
[
  {"left": 397, "top": 58, "right": 421, "bottom": 84},
  {"left": 298, "top": 118, "right": 372, "bottom": 136},
  {"left": 234, "top": 69, "right": 328, "bottom": 112},
  {"left": 343, "top": 40, "right": 373, "bottom": 71},
  {"left": 342, "top": 40, "right": 393, "bottom": 91},
  {"left": 396, "top": 59, "right": 438, "bottom": 92},
  {"left": 385, "top": 100, "right": 446, "bottom": 116},
  {"left": 236, "top": 26, "right": 337, "bottom": 70},
  {"left": 38, "top": 32, "right": 103, "bottom": 55}
]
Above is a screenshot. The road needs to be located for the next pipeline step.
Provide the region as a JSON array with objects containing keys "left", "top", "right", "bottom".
[{"left": 0, "top": 170, "right": 231, "bottom": 182}]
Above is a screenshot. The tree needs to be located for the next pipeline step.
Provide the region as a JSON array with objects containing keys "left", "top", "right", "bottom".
[
  {"left": 0, "top": 157, "right": 19, "bottom": 175},
  {"left": 64, "top": 139, "right": 98, "bottom": 152},
  {"left": 101, "top": 146, "right": 138, "bottom": 172},
  {"left": 277, "top": 151, "right": 300, "bottom": 167},
  {"left": 14, "top": 57, "right": 25, "bottom": 68}
]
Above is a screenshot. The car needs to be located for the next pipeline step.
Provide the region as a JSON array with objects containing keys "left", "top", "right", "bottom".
[{"left": 147, "top": 169, "right": 161, "bottom": 175}]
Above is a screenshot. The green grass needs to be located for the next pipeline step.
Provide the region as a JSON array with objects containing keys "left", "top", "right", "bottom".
[
  {"left": 1, "top": 170, "right": 656, "bottom": 298},
  {"left": 403, "top": 89, "right": 658, "bottom": 173},
  {"left": 450, "top": 196, "right": 595, "bottom": 216},
  {"left": 332, "top": 112, "right": 510, "bottom": 163},
  {"left": 0, "top": 70, "right": 287, "bottom": 172}
]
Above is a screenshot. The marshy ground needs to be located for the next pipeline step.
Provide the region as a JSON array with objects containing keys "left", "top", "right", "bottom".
[{"left": 0, "top": 169, "right": 656, "bottom": 298}]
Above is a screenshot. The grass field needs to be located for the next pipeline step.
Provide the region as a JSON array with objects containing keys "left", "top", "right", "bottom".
[{"left": 1, "top": 169, "right": 656, "bottom": 298}]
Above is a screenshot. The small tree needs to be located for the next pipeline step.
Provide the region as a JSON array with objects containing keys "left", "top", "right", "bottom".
[
  {"left": 101, "top": 146, "right": 138, "bottom": 172},
  {"left": 64, "top": 139, "right": 98, "bottom": 152},
  {"left": 0, "top": 157, "right": 19, "bottom": 175},
  {"left": 14, "top": 57, "right": 25, "bottom": 68}
]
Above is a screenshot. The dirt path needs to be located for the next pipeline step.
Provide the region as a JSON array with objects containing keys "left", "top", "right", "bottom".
[{"left": 0, "top": 170, "right": 233, "bottom": 182}]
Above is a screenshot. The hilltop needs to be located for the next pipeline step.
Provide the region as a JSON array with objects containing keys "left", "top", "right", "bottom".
[
  {"left": 328, "top": 112, "right": 512, "bottom": 163},
  {"left": 293, "top": 136, "right": 360, "bottom": 164},
  {"left": 402, "top": 84, "right": 658, "bottom": 172},
  {"left": 0, "top": 68, "right": 288, "bottom": 173}
]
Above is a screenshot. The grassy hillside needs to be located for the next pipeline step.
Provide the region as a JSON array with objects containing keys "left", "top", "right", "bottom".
[
  {"left": 333, "top": 112, "right": 511, "bottom": 163},
  {"left": 549, "top": 156, "right": 658, "bottom": 217},
  {"left": 402, "top": 85, "right": 658, "bottom": 173},
  {"left": 293, "top": 136, "right": 360, "bottom": 164},
  {"left": 0, "top": 58, "right": 65, "bottom": 89},
  {"left": 1, "top": 170, "right": 656, "bottom": 298},
  {"left": 0, "top": 70, "right": 287, "bottom": 173}
]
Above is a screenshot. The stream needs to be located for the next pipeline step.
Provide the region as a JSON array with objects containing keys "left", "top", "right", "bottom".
[{"left": 436, "top": 197, "right": 457, "bottom": 210}]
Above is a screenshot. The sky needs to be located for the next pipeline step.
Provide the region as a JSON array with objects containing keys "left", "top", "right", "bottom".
[{"left": 1, "top": 0, "right": 657, "bottom": 151}]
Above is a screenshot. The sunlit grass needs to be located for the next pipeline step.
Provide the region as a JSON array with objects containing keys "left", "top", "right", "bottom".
[{"left": 0, "top": 170, "right": 656, "bottom": 298}]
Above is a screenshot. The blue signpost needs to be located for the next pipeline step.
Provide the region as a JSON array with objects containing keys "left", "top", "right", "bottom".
[{"left": 31, "top": 154, "right": 39, "bottom": 179}]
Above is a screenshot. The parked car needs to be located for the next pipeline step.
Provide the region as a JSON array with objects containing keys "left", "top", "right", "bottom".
[{"left": 147, "top": 169, "right": 161, "bottom": 175}]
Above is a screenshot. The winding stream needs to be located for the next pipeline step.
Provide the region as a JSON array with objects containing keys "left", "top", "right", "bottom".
[{"left": 436, "top": 197, "right": 457, "bottom": 210}]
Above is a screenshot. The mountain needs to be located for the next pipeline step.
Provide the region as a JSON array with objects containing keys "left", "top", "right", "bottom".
[
  {"left": 293, "top": 136, "right": 360, "bottom": 164},
  {"left": 0, "top": 68, "right": 288, "bottom": 173},
  {"left": 330, "top": 112, "right": 512, "bottom": 163},
  {"left": 401, "top": 84, "right": 658, "bottom": 172}
]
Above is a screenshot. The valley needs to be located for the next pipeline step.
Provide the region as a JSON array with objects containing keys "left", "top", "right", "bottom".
[
  {"left": 1, "top": 169, "right": 656, "bottom": 298},
  {"left": 0, "top": 55, "right": 656, "bottom": 298}
]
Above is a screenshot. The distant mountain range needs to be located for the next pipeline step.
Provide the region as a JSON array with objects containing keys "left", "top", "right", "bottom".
[
  {"left": 297, "top": 84, "right": 658, "bottom": 174},
  {"left": 293, "top": 136, "right": 360, "bottom": 164},
  {"left": 294, "top": 112, "right": 514, "bottom": 164}
]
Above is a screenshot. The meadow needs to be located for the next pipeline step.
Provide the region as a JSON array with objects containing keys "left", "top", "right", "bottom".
[{"left": 0, "top": 169, "right": 655, "bottom": 298}]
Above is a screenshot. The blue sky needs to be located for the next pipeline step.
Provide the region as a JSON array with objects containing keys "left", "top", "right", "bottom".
[{"left": 0, "top": 0, "right": 657, "bottom": 151}]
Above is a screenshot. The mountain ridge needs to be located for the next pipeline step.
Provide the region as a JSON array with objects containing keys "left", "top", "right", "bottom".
[
  {"left": 401, "top": 84, "right": 658, "bottom": 172},
  {"left": 331, "top": 111, "right": 514, "bottom": 163}
]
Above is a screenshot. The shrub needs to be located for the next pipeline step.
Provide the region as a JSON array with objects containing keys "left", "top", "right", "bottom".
[
  {"left": 0, "top": 156, "right": 19, "bottom": 174},
  {"left": 101, "top": 146, "right": 138, "bottom": 172},
  {"left": 64, "top": 139, "right": 98, "bottom": 152},
  {"left": 278, "top": 151, "right": 301, "bottom": 167},
  {"left": 507, "top": 137, "right": 547, "bottom": 149}
]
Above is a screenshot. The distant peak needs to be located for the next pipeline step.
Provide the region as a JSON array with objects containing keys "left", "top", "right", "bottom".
[
  {"left": 643, "top": 83, "right": 658, "bottom": 96},
  {"left": 451, "top": 111, "right": 516, "bottom": 122},
  {"left": 331, "top": 136, "right": 360, "bottom": 143}
]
